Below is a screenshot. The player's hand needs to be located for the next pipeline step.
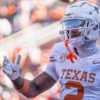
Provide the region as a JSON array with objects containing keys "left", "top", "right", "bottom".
[{"left": 3, "top": 55, "right": 21, "bottom": 80}]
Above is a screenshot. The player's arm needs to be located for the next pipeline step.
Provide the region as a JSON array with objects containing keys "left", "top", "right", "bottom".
[
  {"left": 13, "top": 72, "right": 56, "bottom": 98},
  {"left": 3, "top": 55, "right": 57, "bottom": 98}
]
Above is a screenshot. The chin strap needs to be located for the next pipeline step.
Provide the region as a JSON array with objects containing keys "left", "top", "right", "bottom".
[{"left": 65, "top": 40, "right": 78, "bottom": 63}]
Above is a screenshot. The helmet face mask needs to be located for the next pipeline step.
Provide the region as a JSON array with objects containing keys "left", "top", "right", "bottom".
[
  {"left": 60, "top": 29, "right": 82, "bottom": 40},
  {"left": 60, "top": 18, "right": 96, "bottom": 40}
]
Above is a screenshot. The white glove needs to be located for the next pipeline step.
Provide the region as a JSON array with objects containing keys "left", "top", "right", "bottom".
[{"left": 3, "top": 55, "right": 21, "bottom": 80}]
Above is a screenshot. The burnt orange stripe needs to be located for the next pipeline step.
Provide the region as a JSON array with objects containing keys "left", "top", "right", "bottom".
[{"left": 18, "top": 79, "right": 29, "bottom": 93}]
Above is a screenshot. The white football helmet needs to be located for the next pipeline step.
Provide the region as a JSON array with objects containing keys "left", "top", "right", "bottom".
[{"left": 60, "top": 1, "right": 100, "bottom": 47}]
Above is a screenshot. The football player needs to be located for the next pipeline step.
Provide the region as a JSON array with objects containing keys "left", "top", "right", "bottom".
[{"left": 2, "top": 1, "right": 100, "bottom": 100}]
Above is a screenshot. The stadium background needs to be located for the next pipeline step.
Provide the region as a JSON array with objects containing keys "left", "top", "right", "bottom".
[{"left": 0, "top": 0, "right": 98, "bottom": 100}]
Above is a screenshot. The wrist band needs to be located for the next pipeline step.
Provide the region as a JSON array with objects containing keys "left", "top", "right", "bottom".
[{"left": 18, "top": 79, "right": 29, "bottom": 93}]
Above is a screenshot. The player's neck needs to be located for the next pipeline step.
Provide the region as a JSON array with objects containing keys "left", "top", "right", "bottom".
[{"left": 76, "top": 40, "right": 99, "bottom": 57}]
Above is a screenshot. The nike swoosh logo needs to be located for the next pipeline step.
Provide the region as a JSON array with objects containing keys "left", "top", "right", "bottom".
[{"left": 93, "top": 60, "right": 100, "bottom": 64}]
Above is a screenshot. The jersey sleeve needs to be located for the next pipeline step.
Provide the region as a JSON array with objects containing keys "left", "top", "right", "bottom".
[
  {"left": 44, "top": 43, "right": 63, "bottom": 81},
  {"left": 44, "top": 42, "right": 67, "bottom": 81}
]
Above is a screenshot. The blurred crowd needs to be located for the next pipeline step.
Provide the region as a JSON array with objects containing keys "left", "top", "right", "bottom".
[
  {"left": 0, "top": 0, "right": 65, "bottom": 99},
  {"left": 0, "top": 0, "right": 65, "bottom": 38}
]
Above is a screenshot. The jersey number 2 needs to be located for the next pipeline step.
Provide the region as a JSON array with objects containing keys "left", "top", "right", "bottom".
[{"left": 64, "top": 81, "right": 84, "bottom": 100}]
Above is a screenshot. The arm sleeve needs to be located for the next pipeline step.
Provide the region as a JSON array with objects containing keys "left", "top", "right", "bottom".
[{"left": 44, "top": 62, "right": 59, "bottom": 81}]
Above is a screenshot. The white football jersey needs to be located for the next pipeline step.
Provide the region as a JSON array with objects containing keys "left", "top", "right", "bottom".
[{"left": 44, "top": 41, "right": 100, "bottom": 100}]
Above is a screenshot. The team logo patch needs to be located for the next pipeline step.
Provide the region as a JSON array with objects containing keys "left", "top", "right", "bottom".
[{"left": 60, "top": 53, "right": 68, "bottom": 62}]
